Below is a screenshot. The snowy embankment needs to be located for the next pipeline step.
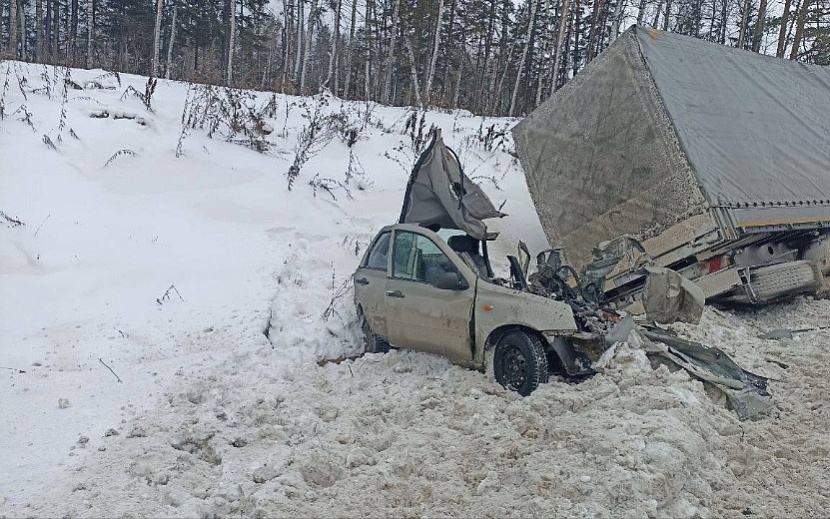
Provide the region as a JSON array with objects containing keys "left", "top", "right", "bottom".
[{"left": 1, "top": 62, "right": 829, "bottom": 518}]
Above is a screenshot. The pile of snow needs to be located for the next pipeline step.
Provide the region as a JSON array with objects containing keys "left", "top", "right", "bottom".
[{"left": 2, "top": 62, "right": 830, "bottom": 518}]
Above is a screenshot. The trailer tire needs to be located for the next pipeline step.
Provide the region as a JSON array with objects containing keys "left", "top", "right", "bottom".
[
  {"left": 747, "top": 260, "right": 823, "bottom": 302},
  {"left": 493, "top": 330, "right": 549, "bottom": 396}
]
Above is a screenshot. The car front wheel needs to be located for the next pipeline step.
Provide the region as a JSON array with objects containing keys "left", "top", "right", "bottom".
[{"left": 493, "top": 330, "right": 549, "bottom": 396}]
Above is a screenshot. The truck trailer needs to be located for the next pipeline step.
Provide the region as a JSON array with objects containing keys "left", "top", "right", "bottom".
[{"left": 513, "top": 26, "right": 830, "bottom": 305}]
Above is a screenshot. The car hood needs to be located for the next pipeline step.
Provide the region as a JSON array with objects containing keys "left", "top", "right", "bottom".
[{"left": 399, "top": 129, "right": 505, "bottom": 240}]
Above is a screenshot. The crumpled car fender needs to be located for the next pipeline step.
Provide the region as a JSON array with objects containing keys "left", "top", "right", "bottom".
[{"left": 473, "top": 280, "right": 578, "bottom": 366}]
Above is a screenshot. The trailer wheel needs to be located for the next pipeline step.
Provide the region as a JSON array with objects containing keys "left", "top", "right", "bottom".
[
  {"left": 747, "top": 260, "right": 823, "bottom": 302},
  {"left": 493, "top": 330, "right": 549, "bottom": 396}
]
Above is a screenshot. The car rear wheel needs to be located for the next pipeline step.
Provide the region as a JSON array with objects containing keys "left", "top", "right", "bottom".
[
  {"left": 360, "top": 313, "right": 390, "bottom": 354},
  {"left": 493, "top": 330, "right": 549, "bottom": 396}
]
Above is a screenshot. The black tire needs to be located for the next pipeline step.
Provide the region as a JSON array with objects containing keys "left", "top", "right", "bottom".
[
  {"left": 361, "top": 312, "right": 390, "bottom": 354},
  {"left": 493, "top": 330, "right": 549, "bottom": 396}
]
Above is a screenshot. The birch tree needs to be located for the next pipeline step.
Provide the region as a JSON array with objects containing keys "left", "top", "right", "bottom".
[
  {"left": 405, "top": 36, "right": 424, "bottom": 109},
  {"left": 227, "top": 0, "right": 236, "bottom": 85},
  {"left": 86, "top": 0, "right": 93, "bottom": 67},
  {"left": 152, "top": 0, "right": 164, "bottom": 76},
  {"left": 325, "top": 0, "right": 342, "bottom": 89},
  {"left": 343, "top": 0, "right": 357, "bottom": 97},
  {"left": 424, "top": 0, "right": 445, "bottom": 105},
  {"left": 551, "top": 0, "right": 571, "bottom": 92},
  {"left": 299, "top": 0, "right": 317, "bottom": 93},
  {"left": 381, "top": 0, "right": 400, "bottom": 104},
  {"left": 166, "top": 4, "right": 177, "bottom": 78},
  {"left": 36, "top": 0, "right": 43, "bottom": 60}
]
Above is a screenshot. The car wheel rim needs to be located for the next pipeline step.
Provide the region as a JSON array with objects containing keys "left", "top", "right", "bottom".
[{"left": 502, "top": 344, "right": 527, "bottom": 389}]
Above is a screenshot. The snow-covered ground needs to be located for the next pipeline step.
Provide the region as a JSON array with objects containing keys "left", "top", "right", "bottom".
[{"left": 1, "top": 62, "right": 829, "bottom": 518}]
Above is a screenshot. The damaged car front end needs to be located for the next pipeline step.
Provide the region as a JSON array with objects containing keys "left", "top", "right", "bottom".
[{"left": 356, "top": 129, "right": 771, "bottom": 419}]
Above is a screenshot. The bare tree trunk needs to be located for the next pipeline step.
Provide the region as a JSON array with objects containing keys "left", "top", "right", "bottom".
[
  {"left": 788, "top": 0, "right": 812, "bottom": 59},
  {"left": 776, "top": 0, "right": 792, "bottom": 56},
  {"left": 405, "top": 37, "right": 423, "bottom": 109},
  {"left": 551, "top": 0, "right": 571, "bottom": 92},
  {"left": 299, "top": 0, "right": 317, "bottom": 93},
  {"left": 571, "top": 0, "right": 581, "bottom": 78},
  {"left": 19, "top": 0, "right": 27, "bottom": 61},
  {"left": 363, "top": 0, "right": 371, "bottom": 100},
  {"left": 381, "top": 0, "right": 400, "bottom": 104},
  {"left": 52, "top": 0, "right": 59, "bottom": 61},
  {"left": 45, "top": 0, "right": 51, "bottom": 58},
  {"left": 165, "top": 4, "right": 177, "bottom": 78},
  {"left": 325, "top": 0, "right": 341, "bottom": 90},
  {"left": 663, "top": 0, "right": 671, "bottom": 30},
  {"left": 652, "top": 0, "right": 662, "bottom": 28},
  {"left": 751, "top": 0, "right": 767, "bottom": 52},
  {"left": 475, "top": 0, "right": 496, "bottom": 113},
  {"left": 36, "top": 0, "right": 43, "bottom": 60},
  {"left": 424, "top": 0, "right": 444, "bottom": 105},
  {"left": 510, "top": 0, "right": 538, "bottom": 117},
  {"left": 343, "top": 0, "right": 357, "bottom": 97},
  {"left": 610, "top": 0, "right": 624, "bottom": 41},
  {"left": 86, "top": 0, "right": 93, "bottom": 67},
  {"left": 452, "top": 61, "right": 462, "bottom": 108},
  {"left": 587, "top": 0, "right": 606, "bottom": 61},
  {"left": 535, "top": 0, "right": 548, "bottom": 106},
  {"left": 227, "top": 0, "right": 235, "bottom": 85},
  {"left": 293, "top": 0, "right": 303, "bottom": 78},
  {"left": 492, "top": 39, "right": 516, "bottom": 115},
  {"left": 737, "top": 0, "right": 750, "bottom": 48},
  {"left": 70, "top": 0, "right": 78, "bottom": 63},
  {"left": 282, "top": 0, "right": 292, "bottom": 86},
  {"left": 9, "top": 0, "right": 19, "bottom": 58},
  {"left": 636, "top": 0, "right": 647, "bottom": 25},
  {"left": 151, "top": 0, "right": 164, "bottom": 76}
]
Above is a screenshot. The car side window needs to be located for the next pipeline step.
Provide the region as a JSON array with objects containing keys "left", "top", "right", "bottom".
[
  {"left": 393, "top": 231, "right": 460, "bottom": 284},
  {"left": 364, "top": 232, "right": 391, "bottom": 271}
]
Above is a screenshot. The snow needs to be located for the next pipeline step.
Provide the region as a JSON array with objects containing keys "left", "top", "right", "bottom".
[{"left": 2, "top": 61, "right": 830, "bottom": 518}]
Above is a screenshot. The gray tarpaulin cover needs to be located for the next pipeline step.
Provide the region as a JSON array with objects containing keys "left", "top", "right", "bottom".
[
  {"left": 514, "top": 25, "right": 830, "bottom": 265},
  {"left": 399, "top": 130, "right": 504, "bottom": 240},
  {"left": 637, "top": 28, "right": 830, "bottom": 209}
]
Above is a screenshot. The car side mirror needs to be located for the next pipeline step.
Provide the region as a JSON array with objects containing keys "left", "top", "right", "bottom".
[{"left": 433, "top": 271, "right": 468, "bottom": 291}]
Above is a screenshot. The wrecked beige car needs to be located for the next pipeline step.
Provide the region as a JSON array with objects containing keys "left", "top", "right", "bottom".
[
  {"left": 355, "top": 131, "right": 771, "bottom": 418},
  {"left": 355, "top": 221, "right": 580, "bottom": 395}
]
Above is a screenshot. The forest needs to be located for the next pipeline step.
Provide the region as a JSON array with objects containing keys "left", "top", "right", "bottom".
[{"left": 0, "top": 0, "right": 828, "bottom": 116}]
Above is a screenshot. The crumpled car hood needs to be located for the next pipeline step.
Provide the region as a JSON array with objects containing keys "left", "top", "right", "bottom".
[{"left": 399, "top": 129, "right": 504, "bottom": 240}]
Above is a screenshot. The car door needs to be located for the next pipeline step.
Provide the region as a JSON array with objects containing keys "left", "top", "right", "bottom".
[
  {"left": 354, "top": 231, "right": 392, "bottom": 339},
  {"left": 385, "top": 229, "right": 475, "bottom": 362}
]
